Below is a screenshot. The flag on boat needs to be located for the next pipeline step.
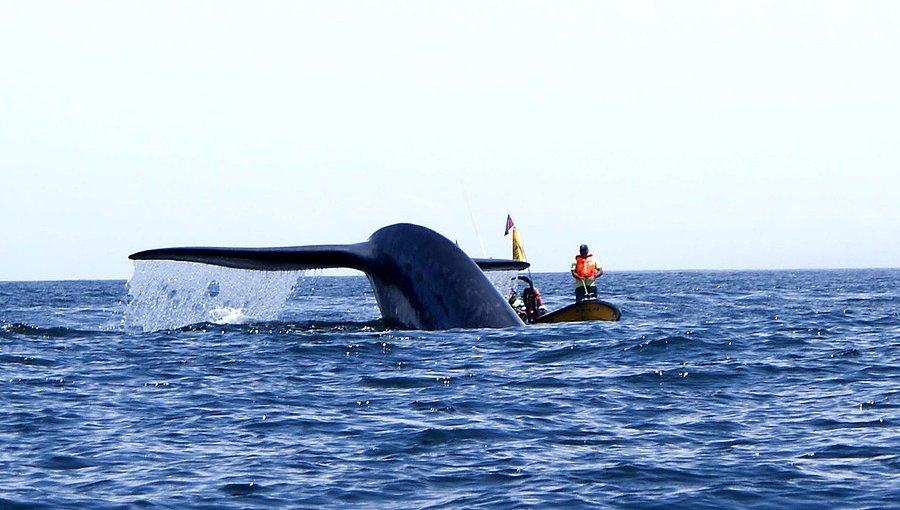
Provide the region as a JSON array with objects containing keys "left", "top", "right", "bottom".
[
  {"left": 505, "top": 214, "right": 526, "bottom": 261},
  {"left": 511, "top": 227, "right": 527, "bottom": 262}
]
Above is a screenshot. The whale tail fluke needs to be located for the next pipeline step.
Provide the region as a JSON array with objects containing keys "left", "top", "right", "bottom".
[{"left": 129, "top": 223, "right": 528, "bottom": 330}]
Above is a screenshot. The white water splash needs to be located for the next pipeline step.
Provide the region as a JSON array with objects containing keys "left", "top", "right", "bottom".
[
  {"left": 484, "top": 270, "right": 519, "bottom": 300},
  {"left": 125, "top": 261, "right": 304, "bottom": 332}
]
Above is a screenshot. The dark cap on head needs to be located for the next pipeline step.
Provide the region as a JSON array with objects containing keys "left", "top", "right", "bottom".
[{"left": 579, "top": 244, "right": 589, "bottom": 252}]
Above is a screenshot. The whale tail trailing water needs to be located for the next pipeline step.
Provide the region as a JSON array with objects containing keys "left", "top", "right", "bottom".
[{"left": 129, "top": 223, "right": 529, "bottom": 330}]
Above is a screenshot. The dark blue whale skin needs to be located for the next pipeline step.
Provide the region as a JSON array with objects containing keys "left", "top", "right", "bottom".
[{"left": 129, "top": 223, "right": 528, "bottom": 330}]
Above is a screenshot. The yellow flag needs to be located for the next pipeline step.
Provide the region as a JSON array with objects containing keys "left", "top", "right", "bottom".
[{"left": 511, "top": 227, "right": 527, "bottom": 262}]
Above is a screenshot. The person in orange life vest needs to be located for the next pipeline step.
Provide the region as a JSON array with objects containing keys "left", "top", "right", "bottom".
[{"left": 571, "top": 244, "right": 603, "bottom": 302}]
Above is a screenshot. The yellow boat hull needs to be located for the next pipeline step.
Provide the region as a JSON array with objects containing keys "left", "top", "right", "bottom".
[{"left": 533, "top": 299, "right": 621, "bottom": 323}]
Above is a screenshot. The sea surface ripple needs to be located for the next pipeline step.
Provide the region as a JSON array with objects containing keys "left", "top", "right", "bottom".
[{"left": 1, "top": 269, "right": 898, "bottom": 509}]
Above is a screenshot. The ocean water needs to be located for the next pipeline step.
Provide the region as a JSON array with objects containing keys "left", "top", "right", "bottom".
[{"left": 1, "top": 268, "right": 898, "bottom": 509}]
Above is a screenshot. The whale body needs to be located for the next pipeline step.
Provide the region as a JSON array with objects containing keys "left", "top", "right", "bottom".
[{"left": 129, "top": 223, "right": 529, "bottom": 330}]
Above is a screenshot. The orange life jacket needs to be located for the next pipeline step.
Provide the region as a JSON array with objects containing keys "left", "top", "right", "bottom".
[{"left": 574, "top": 255, "right": 597, "bottom": 279}]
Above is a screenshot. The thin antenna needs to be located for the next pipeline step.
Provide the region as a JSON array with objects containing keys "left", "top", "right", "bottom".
[{"left": 460, "top": 179, "right": 487, "bottom": 257}]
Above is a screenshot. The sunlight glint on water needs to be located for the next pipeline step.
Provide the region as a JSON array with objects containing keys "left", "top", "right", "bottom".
[{"left": 125, "top": 261, "right": 304, "bottom": 332}]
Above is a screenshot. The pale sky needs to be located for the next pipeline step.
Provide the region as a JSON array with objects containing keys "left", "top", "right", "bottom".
[{"left": 2, "top": 1, "right": 898, "bottom": 281}]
